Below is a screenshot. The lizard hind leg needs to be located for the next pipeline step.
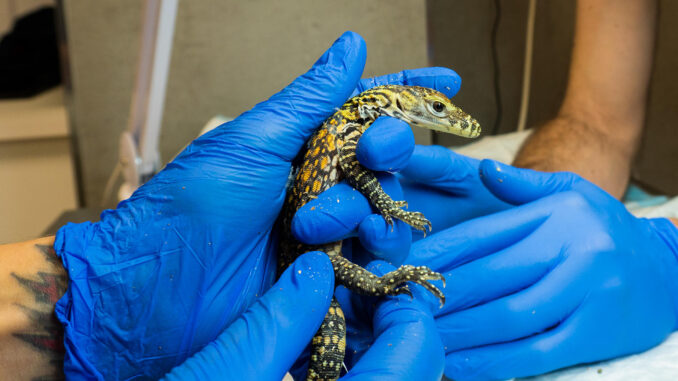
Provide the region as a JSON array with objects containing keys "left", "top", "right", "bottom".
[
  {"left": 307, "top": 297, "right": 346, "bottom": 381},
  {"left": 330, "top": 255, "right": 446, "bottom": 306}
]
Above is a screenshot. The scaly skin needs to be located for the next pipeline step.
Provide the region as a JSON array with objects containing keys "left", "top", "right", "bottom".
[{"left": 278, "top": 85, "right": 480, "bottom": 381}]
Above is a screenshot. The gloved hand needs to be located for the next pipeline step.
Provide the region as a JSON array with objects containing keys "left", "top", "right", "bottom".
[
  {"left": 407, "top": 160, "right": 678, "bottom": 380},
  {"left": 53, "top": 30, "right": 464, "bottom": 379},
  {"left": 288, "top": 260, "right": 445, "bottom": 380},
  {"left": 396, "top": 145, "right": 512, "bottom": 237},
  {"left": 165, "top": 254, "right": 444, "bottom": 381},
  {"left": 161, "top": 252, "right": 334, "bottom": 380},
  {"left": 292, "top": 132, "right": 511, "bottom": 265},
  {"left": 339, "top": 260, "right": 445, "bottom": 380}
]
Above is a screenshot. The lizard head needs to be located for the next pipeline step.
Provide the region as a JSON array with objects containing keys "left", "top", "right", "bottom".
[{"left": 388, "top": 86, "right": 481, "bottom": 138}]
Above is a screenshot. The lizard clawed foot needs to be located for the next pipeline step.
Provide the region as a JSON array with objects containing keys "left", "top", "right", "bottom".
[
  {"left": 377, "top": 265, "right": 446, "bottom": 307},
  {"left": 394, "top": 200, "right": 408, "bottom": 208},
  {"left": 382, "top": 207, "right": 432, "bottom": 234}
]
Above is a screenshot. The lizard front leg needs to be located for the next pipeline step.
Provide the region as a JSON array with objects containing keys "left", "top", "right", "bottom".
[{"left": 338, "top": 133, "right": 432, "bottom": 232}]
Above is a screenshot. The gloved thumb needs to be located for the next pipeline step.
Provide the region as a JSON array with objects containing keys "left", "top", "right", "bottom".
[
  {"left": 162, "top": 252, "right": 334, "bottom": 381},
  {"left": 478, "top": 159, "right": 580, "bottom": 205}
]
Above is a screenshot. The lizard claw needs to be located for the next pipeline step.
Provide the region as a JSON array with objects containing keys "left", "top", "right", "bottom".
[{"left": 376, "top": 265, "right": 445, "bottom": 307}]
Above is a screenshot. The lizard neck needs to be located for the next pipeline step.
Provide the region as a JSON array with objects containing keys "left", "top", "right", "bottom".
[
  {"left": 332, "top": 86, "right": 403, "bottom": 134},
  {"left": 355, "top": 86, "right": 408, "bottom": 126}
]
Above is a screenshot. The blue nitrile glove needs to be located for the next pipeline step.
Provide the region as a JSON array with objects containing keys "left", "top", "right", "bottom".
[
  {"left": 407, "top": 160, "right": 678, "bottom": 380},
  {"left": 292, "top": 165, "right": 416, "bottom": 266},
  {"left": 289, "top": 260, "right": 445, "bottom": 380},
  {"left": 162, "top": 252, "right": 334, "bottom": 380},
  {"left": 292, "top": 134, "right": 511, "bottom": 265},
  {"left": 396, "top": 146, "right": 512, "bottom": 237},
  {"left": 53, "top": 30, "right": 465, "bottom": 380}
]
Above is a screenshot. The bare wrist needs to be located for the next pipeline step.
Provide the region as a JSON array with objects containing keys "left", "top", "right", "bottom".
[
  {"left": 0, "top": 237, "right": 65, "bottom": 379},
  {"left": 513, "top": 115, "right": 634, "bottom": 199}
]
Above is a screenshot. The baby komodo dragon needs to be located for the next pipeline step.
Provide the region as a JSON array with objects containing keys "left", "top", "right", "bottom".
[{"left": 279, "top": 85, "right": 480, "bottom": 380}]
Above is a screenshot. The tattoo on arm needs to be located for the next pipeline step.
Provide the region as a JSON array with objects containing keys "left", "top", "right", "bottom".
[{"left": 11, "top": 244, "right": 67, "bottom": 381}]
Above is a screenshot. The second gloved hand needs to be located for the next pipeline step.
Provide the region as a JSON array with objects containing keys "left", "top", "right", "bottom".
[
  {"left": 162, "top": 252, "right": 334, "bottom": 381},
  {"left": 408, "top": 160, "right": 678, "bottom": 380},
  {"left": 288, "top": 260, "right": 445, "bottom": 381},
  {"left": 166, "top": 253, "right": 445, "bottom": 381},
  {"left": 395, "top": 145, "right": 512, "bottom": 237}
]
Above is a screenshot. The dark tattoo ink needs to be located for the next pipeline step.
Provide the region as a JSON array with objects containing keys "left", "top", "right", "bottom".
[
  {"left": 11, "top": 244, "right": 67, "bottom": 380},
  {"left": 35, "top": 244, "right": 61, "bottom": 266},
  {"left": 12, "top": 272, "right": 66, "bottom": 305}
]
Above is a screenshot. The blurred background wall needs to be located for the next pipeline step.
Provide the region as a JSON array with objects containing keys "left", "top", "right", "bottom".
[
  {"left": 429, "top": 0, "right": 677, "bottom": 196},
  {"left": 428, "top": 0, "right": 573, "bottom": 143},
  {"left": 0, "top": 0, "right": 75, "bottom": 242},
  {"left": 61, "top": 0, "right": 432, "bottom": 209},
  {"left": 1, "top": 0, "right": 677, "bottom": 242}
]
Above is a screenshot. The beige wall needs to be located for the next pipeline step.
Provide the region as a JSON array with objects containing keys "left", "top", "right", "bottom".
[
  {"left": 62, "top": 0, "right": 430, "bottom": 207},
  {"left": 0, "top": 0, "right": 79, "bottom": 242},
  {"left": 0, "top": 138, "right": 77, "bottom": 243},
  {"left": 0, "top": 88, "right": 77, "bottom": 243},
  {"left": 0, "top": 0, "right": 54, "bottom": 36}
]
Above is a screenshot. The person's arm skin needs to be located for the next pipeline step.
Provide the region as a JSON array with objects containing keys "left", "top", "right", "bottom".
[
  {"left": 0, "top": 236, "right": 66, "bottom": 380},
  {"left": 514, "top": 0, "right": 657, "bottom": 198}
]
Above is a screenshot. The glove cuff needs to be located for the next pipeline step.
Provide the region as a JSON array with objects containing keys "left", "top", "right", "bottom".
[
  {"left": 54, "top": 221, "right": 103, "bottom": 380},
  {"left": 648, "top": 217, "right": 678, "bottom": 327},
  {"left": 648, "top": 218, "right": 678, "bottom": 256}
]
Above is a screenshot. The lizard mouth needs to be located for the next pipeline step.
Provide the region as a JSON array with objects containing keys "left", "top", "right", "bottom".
[
  {"left": 403, "top": 105, "right": 481, "bottom": 139},
  {"left": 408, "top": 114, "right": 481, "bottom": 138},
  {"left": 448, "top": 115, "right": 481, "bottom": 138}
]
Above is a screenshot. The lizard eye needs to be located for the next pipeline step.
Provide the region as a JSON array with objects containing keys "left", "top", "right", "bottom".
[{"left": 427, "top": 101, "right": 448, "bottom": 117}]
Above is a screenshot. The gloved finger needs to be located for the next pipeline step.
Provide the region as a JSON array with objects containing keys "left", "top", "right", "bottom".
[
  {"left": 357, "top": 215, "right": 411, "bottom": 264},
  {"left": 437, "top": 231, "right": 560, "bottom": 315},
  {"left": 444, "top": 307, "right": 594, "bottom": 380},
  {"left": 162, "top": 252, "right": 334, "bottom": 381},
  {"left": 399, "top": 145, "right": 479, "bottom": 191},
  {"left": 356, "top": 117, "right": 415, "bottom": 172},
  {"left": 292, "top": 172, "right": 405, "bottom": 244},
  {"left": 342, "top": 261, "right": 445, "bottom": 380},
  {"left": 354, "top": 67, "right": 462, "bottom": 99},
  {"left": 407, "top": 197, "right": 555, "bottom": 273},
  {"left": 479, "top": 159, "right": 582, "bottom": 205},
  {"left": 437, "top": 255, "right": 588, "bottom": 353},
  {"left": 206, "top": 31, "right": 367, "bottom": 161}
]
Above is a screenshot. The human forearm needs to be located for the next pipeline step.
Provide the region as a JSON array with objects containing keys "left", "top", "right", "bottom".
[
  {"left": 514, "top": 115, "right": 635, "bottom": 198},
  {"left": 515, "top": 0, "right": 657, "bottom": 199},
  {"left": 0, "top": 236, "right": 66, "bottom": 380}
]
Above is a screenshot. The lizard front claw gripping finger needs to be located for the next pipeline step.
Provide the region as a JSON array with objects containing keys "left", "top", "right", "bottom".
[{"left": 278, "top": 85, "right": 480, "bottom": 381}]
